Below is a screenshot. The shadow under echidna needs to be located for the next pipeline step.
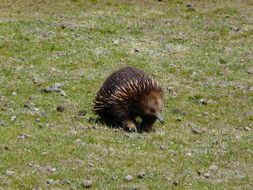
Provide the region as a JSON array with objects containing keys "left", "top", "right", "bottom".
[{"left": 93, "top": 66, "right": 164, "bottom": 133}]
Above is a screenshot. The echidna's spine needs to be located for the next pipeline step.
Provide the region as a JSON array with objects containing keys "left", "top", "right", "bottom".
[{"left": 93, "top": 67, "right": 160, "bottom": 114}]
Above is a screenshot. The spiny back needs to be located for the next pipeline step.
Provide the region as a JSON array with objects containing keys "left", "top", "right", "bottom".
[{"left": 94, "top": 67, "right": 160, "bottom": 112}]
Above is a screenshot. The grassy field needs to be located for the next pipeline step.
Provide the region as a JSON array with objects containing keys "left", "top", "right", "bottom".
[{"left": 0, "top": 0, "right": 253, "bottom": 189}]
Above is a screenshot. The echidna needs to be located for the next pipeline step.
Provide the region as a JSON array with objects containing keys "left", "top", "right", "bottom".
[{"left": 94, "top": 66, "right": 164, "bottom": 132}]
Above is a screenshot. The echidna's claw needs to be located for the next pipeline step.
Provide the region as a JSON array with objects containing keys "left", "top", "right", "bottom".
[
  {"left": 127, "top": 125, "right": 137, "bottom": 133},
  {"left": 123, "top": 120, "right": 137, "bottom": 133}
]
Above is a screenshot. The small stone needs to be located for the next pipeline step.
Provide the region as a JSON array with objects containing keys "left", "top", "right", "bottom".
[
  {"left": 212, "top": 139, "right": 219, "bottom": 145},
  {"left": 82, "top": 180, "right": 93, "bottom": 188},
  {"left": 68, "top": 130, "right": 78, "bottom": 136},
  {"left": 236, "top": 135, "right": 240, "bottom": 139},
  {"left": 61, "top": 179, "right": 71, "bottom": 185},
  {"left": 204, "top": 173, "right": 211, "bottom": 178},
  {"left": 41, "top": 152, "right": 48, "bottom": 155},
  {"left": 200, "top": 99, "right": 207, "bottom": 105},
  {"left": 32, "top": 78, "right": 40, "bottom": 84},
  {"left": 11, "top": 116, "right": 17, "bottom": 121},
  {"left": 168, "top": 150, "right": 177, "bottom": 156},
  {"left": 71, "top": 115, "right": 79, "bottom": 119},
  {"left": 234, "top": 126, "right": 241, "bottom": 130},
  {"left": 186, "top": 3, "right": 196, "bottom": 11},
  {"left": 203, "top": 112, "right": 209, "bottom": 115},
  {"left": 46, "top": 179, "right": 54, "bottom": 184},
  {"left": 247, "top": 68, "right": 253, "bottom": 74},
  {"left": 12, "top": 92, "right": 17, "bottom": 96},
  {"left": 137, "top": 172, "right": 145, "bottom": 179},
  {"left": 230, "top": 26, "right": 240, "bottom": 31},
  {"left": 159, "top": 145, "right": 166, "bottom": 150},
  {"left": 244, "top": 126, "right": 251, "bottom": 131},
  {"left": 125, "top": 134, "right": 138, "bottom": 139},
  {"left": 78, "top": 110, "right": 87, "bottom": 116},
  {"left": 16, "top": 133, "right": 31, "bottom": 139},
  {"left": 209, "top": 165, "right": 218, "bottom": 171},
  {"left": 112, "top": 40, "right": 119, "bottom": 45},
  {"left": 36, "top": 110, "right": 48, "bottom": 117},
  {"left": 191, "top": 127, "right": 205, "bottom": 134},
  {"left": 75, "top": 139, "right": 82, "bottom": 143},
  {"left": 42, "top": 83, "right": 66, "bottom": 96},
  {"left": 29, "top": 96, "right": 34, "bottom": 100},
  {"left": 172, "top": 180, "right": 179, "bottom": 185},
  {"left": 56, "top": 106, "right": 65, "bottom": 112},
  {"left": 60, "top": 24, "right": 66, "bottom": 29},
  {"left": 5, "top": 170, "right": 15, "bottom": 176},
  {"left": 0, "top": 121, "right": 5, "bottom": 126},
  {"left": 28, "top": 163, "right": 33, "bottom": 167},
  {"left": 208, "top": 100, "right": 217, "bottom": 104},
  {"left": 51, "top": 83, "right": 63, "bottom": 88},
  {"left": 134, "top": 48, "right": 140, "bottom": 53},
  {"left": 24, "top": 104, "right": 39, "bottom": 111},
  {"left": 124, "top": 175, "right": 133, "bottom": 182},
  {"left": 171, "top": 109, "right": 186, "bottom": 115},
  {"left": 32, "top": 184, "right": 41, "bottom": 190},
  {"left": 59, "top": 90, "right": 66, "bottom": 96},
  {"left": 186, "top": 152, "right": 192, "bottom": 156},
  {"left": 48, "top": 167, "right": 56, "bottom": 173}
]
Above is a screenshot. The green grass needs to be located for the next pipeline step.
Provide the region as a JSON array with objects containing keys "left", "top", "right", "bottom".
[{"left": 0, "top": 0, "right": 253, "bottom": 189}]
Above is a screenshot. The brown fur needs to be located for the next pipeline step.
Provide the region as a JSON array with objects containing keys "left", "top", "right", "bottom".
[{"left": 94, "top": 66, "right": 164, "bottom": 132}]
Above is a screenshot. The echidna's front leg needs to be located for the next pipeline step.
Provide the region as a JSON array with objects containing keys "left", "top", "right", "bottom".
[
  {"left": 122, "top": 119, "right": 137, "bottom": 132},
  {"left": 140, "top": 115, "right": 156, "bottom": 132}
]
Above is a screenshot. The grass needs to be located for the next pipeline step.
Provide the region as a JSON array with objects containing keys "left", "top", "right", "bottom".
[{"left": 0, "top": 0, "right": 253, "bottom": 189}]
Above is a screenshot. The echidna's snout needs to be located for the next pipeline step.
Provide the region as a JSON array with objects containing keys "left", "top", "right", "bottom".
[{"left": 156, "top": 113, "right": 164, "bottom": 124}]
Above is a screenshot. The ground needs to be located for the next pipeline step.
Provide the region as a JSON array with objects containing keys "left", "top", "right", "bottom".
[{"left": 0, "top": 0, "right": 253, "bottom": 189}]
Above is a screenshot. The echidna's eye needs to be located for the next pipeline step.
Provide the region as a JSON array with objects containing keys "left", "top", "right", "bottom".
[{"left": 150, "top": 108, "right": 155, "bottom": 113}]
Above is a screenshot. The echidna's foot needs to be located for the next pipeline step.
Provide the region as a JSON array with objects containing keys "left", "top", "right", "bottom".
[{"left": 122, "top": 120, "right": 137, "bottom": 132}]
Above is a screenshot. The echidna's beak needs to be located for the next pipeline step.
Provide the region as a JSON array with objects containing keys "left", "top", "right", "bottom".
[{"left": 156, "top": 114, "right": 164, "bottom": 124}]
